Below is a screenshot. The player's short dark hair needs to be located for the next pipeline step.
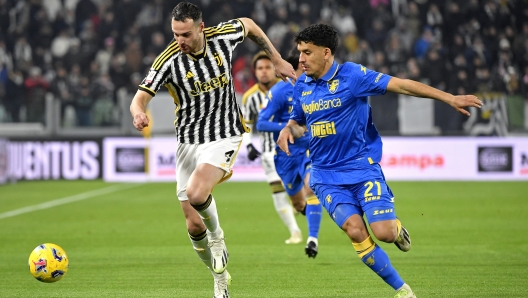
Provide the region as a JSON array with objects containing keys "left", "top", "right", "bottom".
[
  {"left": 285, "top": 48, "right": 300, "bottom": 70},
  {"left": 251, "top": 51, "right": 271, "bottom": 69},
  {"left": 172, "top": 2, "right": 202, "bottom": 22},
  {"left": 294, "top": 24, "right": 338, "bottom": 54}
]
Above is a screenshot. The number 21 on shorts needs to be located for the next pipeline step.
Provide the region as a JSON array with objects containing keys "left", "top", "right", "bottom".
[{"left": 363, "top": 181, "right": 382, "bottom": 202}]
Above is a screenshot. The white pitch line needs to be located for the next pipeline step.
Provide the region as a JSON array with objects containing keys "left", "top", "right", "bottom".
[{"left": 0, "top": 183, "right": 142, "bottom": 220}]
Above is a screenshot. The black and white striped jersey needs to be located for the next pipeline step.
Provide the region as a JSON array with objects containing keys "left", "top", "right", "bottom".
[
  {"left": 242, "top": 84, "right": 275, "bottom": 153},
  {"left": 138, "top": 19, "right": 249, "bottom": 144}
]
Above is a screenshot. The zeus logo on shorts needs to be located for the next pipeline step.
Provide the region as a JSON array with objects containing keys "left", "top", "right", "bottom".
[
  {"left": 365, "top": 196, "right": 381, "bottom": 202},
  {"left": 373, "top": 208, "right": 393, "bottom": 215}
]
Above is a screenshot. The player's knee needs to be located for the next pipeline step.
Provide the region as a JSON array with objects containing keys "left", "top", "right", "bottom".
[
  {"left": 341, "top": 218, "right": 369, "bottom": 243},
  {"left": 186, "top": 188, "right": 208, "bottom": 205},
  {"left": 370, "top": 224, "right": 398, "bottom": 243},
  {"left": 186, "top": 218, "right": 206, "bottom": 235},
  {"left": 303, "top": 184, "right": 314, "bottom": 197},
  {"left": 291, "top": 200, "right": 305, "bottom": 212},
  {"left": 289, "top": 191, "right": 305, "bottom": 212},
  {"left": 377, "top": 231, "right": 398, "bottom": 243}
]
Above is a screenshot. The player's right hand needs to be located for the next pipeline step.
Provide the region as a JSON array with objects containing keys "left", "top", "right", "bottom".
[
  {"left": 274, "top": 58, "right": 297, "bottom": 83},
  {"left": 247, "top": 143, "right": 261, "bottom": 161},
  {"left": 277, "top": 126, "right": 295, "bottom": 156},
  {"left": 133, "top": 112, "right": 149, "bottom": 131},
  {"left": 450, "top": 95, "right": 483, "bottom": 116}
]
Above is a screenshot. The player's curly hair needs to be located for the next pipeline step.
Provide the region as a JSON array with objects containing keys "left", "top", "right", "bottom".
[
  {"left": 172, "top": 2, "right": 202, "bottom": 22},
  {"left": 251, "top": 51, "right": 271, "bottom": 70},
  {"left": 294, "top": 24, "right": 338, "bottom": 54}
]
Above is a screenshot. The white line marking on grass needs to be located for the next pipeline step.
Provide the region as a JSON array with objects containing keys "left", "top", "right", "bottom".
[{"left": 0, "top": 183, "right": 142, "bottom": 220}]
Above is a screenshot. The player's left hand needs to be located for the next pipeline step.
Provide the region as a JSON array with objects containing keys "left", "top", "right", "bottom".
[
  {"left": 247, "top": 143, "right": 261, "bottom": 161},
  {"left": 450, "top": 95, "right": 483, "bottom": 116},
  {"left": 274, "top": 58, "right": 297, "bottom": 83}
]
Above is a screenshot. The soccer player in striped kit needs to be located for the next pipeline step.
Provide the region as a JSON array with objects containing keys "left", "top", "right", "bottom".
[{"left": 129, "top": 2, "right": 297, "bottom": 297}]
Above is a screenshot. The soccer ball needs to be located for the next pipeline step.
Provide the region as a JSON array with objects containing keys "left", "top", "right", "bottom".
[{"left": 28, "top": 243, "right": 69, "bottom": 283}]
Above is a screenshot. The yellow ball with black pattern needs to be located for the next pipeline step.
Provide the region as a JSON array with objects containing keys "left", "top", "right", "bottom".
[{"left": 28, "top": 243, "right": 69, "bottom": 283}]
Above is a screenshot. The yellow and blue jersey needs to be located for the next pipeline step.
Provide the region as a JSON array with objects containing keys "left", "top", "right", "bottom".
[{"left": 290, "top": 61, "right": 392, "bottom": 185}]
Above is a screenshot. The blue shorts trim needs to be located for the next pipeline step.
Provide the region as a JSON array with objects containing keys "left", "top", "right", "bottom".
[
  {"left": 363, "top": 204, "right": 396, "bottom": 223},
  {"left": 332, "top": 203, "right": 361, "bottom": 228}
]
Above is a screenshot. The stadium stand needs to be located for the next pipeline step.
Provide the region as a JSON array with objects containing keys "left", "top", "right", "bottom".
[{"left": 0, "top": 0, "right": 526, "bottom": 135}]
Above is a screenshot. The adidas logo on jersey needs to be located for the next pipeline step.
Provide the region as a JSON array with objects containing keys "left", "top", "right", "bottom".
[{"left": 186, "top": 71, "right": 194, "bottom": 79}]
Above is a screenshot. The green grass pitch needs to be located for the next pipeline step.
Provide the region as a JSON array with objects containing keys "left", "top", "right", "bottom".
[{"left": 0, "top": 180, "right": 527, "bottom": 297}]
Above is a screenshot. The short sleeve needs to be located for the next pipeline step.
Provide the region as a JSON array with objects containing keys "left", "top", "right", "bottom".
[
  {"left": 204, "top": 19, "right": 245, "bottom": 50},
  {"left": 138, "top": 41, "right": 178, "bottom": 96},
  {"left": 348, "top": 63, "right": 392, "bottom": 98}
]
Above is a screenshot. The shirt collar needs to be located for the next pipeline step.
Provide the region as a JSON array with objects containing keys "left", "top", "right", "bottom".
[{"left": 305, "top": 60, "right": 339, "bottom": 83}]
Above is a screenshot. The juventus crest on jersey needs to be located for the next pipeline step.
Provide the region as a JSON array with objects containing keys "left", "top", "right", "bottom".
[{"left": 139, "top": 19, "right": 249, "bottom": 144}]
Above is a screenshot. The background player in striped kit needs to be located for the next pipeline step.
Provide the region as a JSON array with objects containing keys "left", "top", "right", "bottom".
[
  {"left": 129, "top": 2, "right": 297, "bottom": 297},
  {"left": 242, "top": 51, "right": 302, "bottom": 245}
]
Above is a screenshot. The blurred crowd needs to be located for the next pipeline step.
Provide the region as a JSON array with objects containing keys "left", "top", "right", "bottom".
[{"left": 0, "top": 0, "right": 527, "bottom": 128}]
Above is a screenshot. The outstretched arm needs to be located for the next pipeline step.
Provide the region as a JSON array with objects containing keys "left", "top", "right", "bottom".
[
  {"left": 239, "top": 17, "right": 297, "bottom": 83},
  {"left": 130, "top": 90, "right": 153, "bottom": 131},
  {"left": 386, "top": 77, "right": 482, "bottom": 116},
  {"left": 257, "top": 93, "right": 285, "bottom": 133},
  {"left": 277, "top": 120, "right": 306, "bottom": 156}
]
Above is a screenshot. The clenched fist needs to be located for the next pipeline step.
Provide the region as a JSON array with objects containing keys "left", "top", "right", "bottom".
[{"left": 133, "top": 112, "right": 149, "bottom": 131}]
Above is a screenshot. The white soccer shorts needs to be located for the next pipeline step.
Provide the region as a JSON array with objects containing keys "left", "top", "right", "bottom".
[
  {"left": 176, "top": 135, "right": 243, "bottom": 201},
  {"left": 261, "top": 151, "right": 281, "bottom": 183}
]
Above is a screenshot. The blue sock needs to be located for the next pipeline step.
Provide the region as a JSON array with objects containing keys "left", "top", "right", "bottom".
[
  {"left": 305, "top": 195, "right": 322, "bottom": 238},
  {"left": 354, "top": 236, "right": 405, "bottom": 290}
]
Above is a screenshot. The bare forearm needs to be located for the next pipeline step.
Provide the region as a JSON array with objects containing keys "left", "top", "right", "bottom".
[
  {"left": 239, "top": 17, "right": 281, "bottom": 61},
  {"left": 286, "top": 120, "right": 306, "bottom": 139},
  {"left": 386, "top": 76, "right": 482, "bottom": 116},
  {"left": 130, "top": 90, "right": 152, "bottom": 116},
  {"left": 390, "top": 78, "right": 453, "bottom": 105}
]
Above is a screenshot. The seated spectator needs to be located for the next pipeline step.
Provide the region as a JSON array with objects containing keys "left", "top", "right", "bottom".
[
  {"left": 450, "top": 69, "right": 472, "bottom": 95},
  {"left": 50, "top": 30, "right": 72, "bottom": 63},
  {"left": 474, "top": 67, "right": 494, "bottom": 92},
  {"left": 92, "top": 73, "right": 115, "bottom": 126},
  {"left": 95, "top": 37, "right": 115, "bottom": 76},
  {"left": 24, "top": 67, "right": 49, "bottom": 123},
  {"left": 74, "top": 76, "right": 93, "bottom": 127},
  {"left": 50, "top": 65, "right": 74, "bottom": 126},
  {"left": 4, "top": 70, "right": 24, "bottom": 122},
  {"left": 521, "top": 66, "right": 528, "bottom": 98},
  {"left": 13, "top": 37, "right": 32, "bottom": 74},
  {"left": 365, "top": 18, "right": 387, "bottom": 52},
  {"left": 414, "top": 27, "right": 434, "bottom": 59}
]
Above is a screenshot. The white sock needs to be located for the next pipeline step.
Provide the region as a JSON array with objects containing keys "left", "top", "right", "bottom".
[
  {"left": 272, "top": 191, "right": 301, "bottom": 234},
  {"left": 307, "top": 236, "right": 318, "bottom": 246},
  {"left": 193, "top": 195, "right": 222, "bottom": 239},
  {"left": 188, "top": 231, "right": 212, "bottom": 269}
]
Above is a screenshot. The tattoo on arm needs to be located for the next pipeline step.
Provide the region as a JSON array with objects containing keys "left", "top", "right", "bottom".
[{"left": 248, "top": 33, "right": 272, "bottom": 56}]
